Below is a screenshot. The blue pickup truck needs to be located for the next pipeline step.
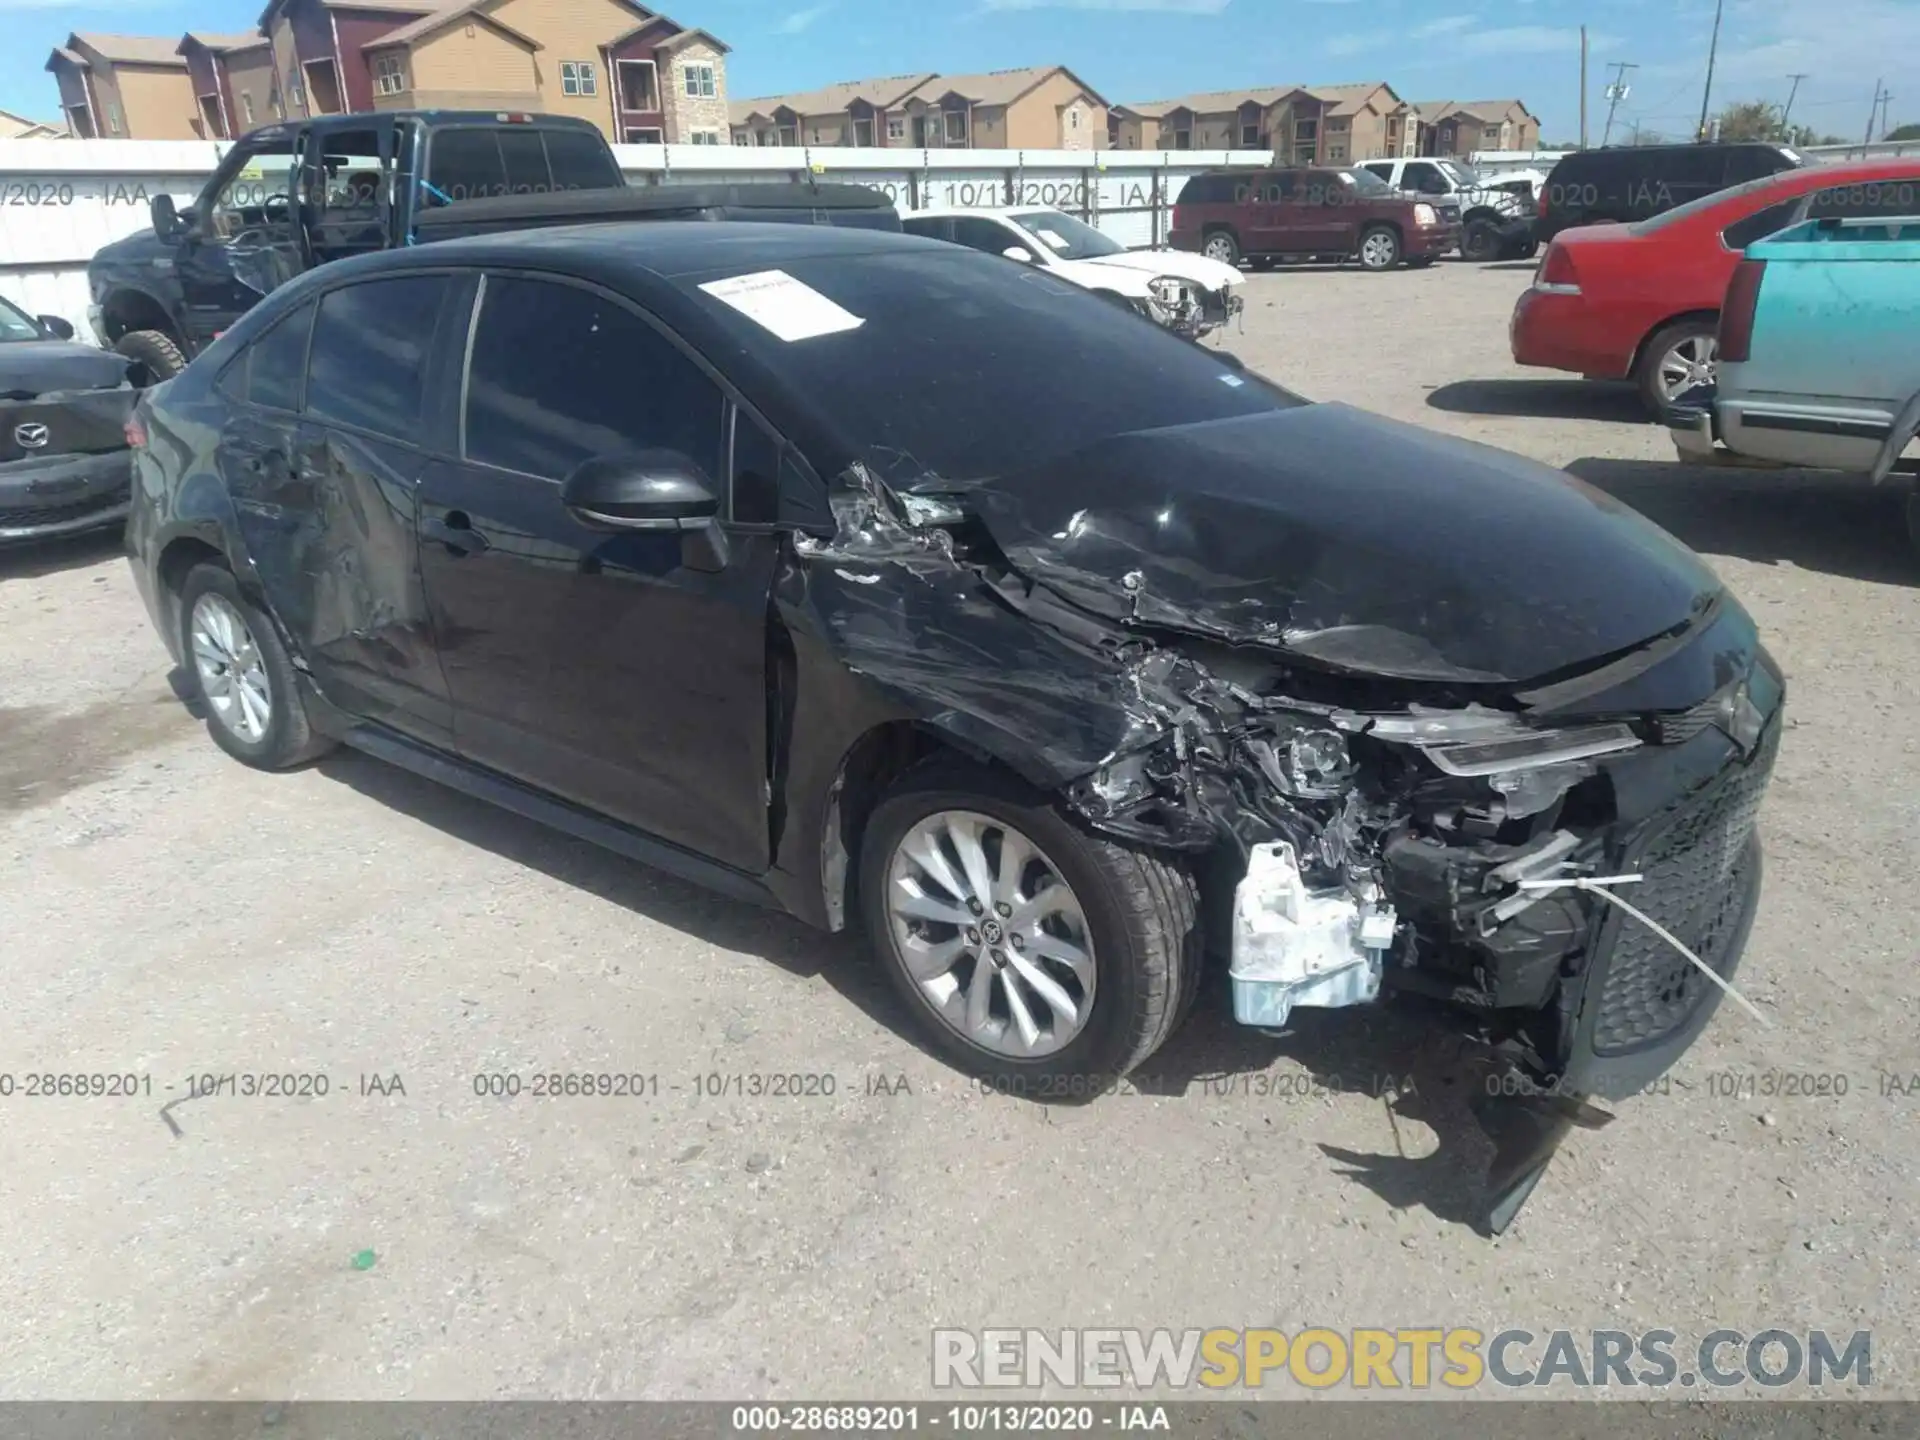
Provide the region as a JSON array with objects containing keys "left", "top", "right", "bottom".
[{"left": 1667, "top": 178, "right": 1920, "bottom": 549}]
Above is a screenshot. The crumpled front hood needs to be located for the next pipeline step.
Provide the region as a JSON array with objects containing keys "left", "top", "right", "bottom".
[
  {"left": 937, "top": 404, "right": 1721, "bottom": 686},
  {"left": 0, "top": 340, "right": 130, "bottom": 397}
]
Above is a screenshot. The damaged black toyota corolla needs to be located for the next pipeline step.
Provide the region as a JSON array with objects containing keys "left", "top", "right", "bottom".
[{"left": 126, "top": 224, "right": 1781, "bottom": 1229}]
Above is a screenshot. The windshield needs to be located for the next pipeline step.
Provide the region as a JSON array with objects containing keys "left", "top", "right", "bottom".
[
  {"left": 681, "top": 249, "right": 1302, "bottom": 486},
  {"left": 0, "top": 296, "right": 41, "bottom": 342},
  {"left": 1009, "top": 209, "right": 1124, "bottom": 260},
  {"left": 1341, "top": 167, "right": 1393, "bottom": 195},
  {"left": 1439, "top": 160, "right": 1487, "bottom": 186},
  {"left": 1628, "top": 170, "right": 1794, "bottom": 236}
]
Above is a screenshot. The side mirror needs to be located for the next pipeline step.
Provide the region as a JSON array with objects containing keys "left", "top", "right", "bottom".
[
  {"left": 1002, "top": 245, "right": 1034, "bottom": 263},
  {"left": 150, "top": 192, "right": 187, "bottom": 240},
  {"left": 36, "top": 314, "right": 75, "bottom": 341},
  {"left": 561, "top": 452, "right": 719, "bottom": 531}
]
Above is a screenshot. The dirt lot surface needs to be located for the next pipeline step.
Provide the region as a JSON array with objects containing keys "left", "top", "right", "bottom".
[{"left": 2, "top": 261, "right": 1914, "bottom": 1403}]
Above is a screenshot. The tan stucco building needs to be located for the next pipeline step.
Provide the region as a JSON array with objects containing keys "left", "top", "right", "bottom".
[
  {"left": 1111, "top": 80, "right": 1420, "bottom": 163},
  {"left": 45, "top": 33, "right": 200, "bottom": 139},
  {"left": 731, "top": 64, "right": 1106, "bottom": 150},
  {"left": 1409, "top": 99, "right": 1542, "bottom": 156}
]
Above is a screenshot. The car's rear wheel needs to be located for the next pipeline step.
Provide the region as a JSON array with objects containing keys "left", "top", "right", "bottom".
[
  {"left": 114, "top": 329, "right": 188, "bottom": 387},
  {"left": 1461, "top": 217, "right": 1500, "bottom": 262},
  {"left": 178, "top": 563, "right": 333, "bottom": 770},
  {"left": 1635, "top": 318, "right": 1718, "bottom": 416},
  {"left": 859, "top": 760, "right": 1199, "bottom": 1087},
  {"left": 1201, "top": 229, "right": 1241, "bottom": 266},
  {"left": 1357, "top": 225, "right": 1402, "bottom": 271}
]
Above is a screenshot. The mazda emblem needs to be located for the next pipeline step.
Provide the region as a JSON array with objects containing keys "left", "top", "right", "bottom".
[{"left": 13, "top": 422, "right": 50, "bottom": 449}]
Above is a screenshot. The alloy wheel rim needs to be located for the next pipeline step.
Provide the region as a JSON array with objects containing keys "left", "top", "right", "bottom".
[
  {"left": 885, "top": 809, "right": 1097, "bottom": 1059},
  {"left": 1204, "top": 236, "right": 1234, "bottom": 262},
  {"left": 1363, "top": 233, "right": 1395, "bottom": 267},
  {"left": 1657, "top": 334, "right": 1717, "bottom": 399},
  {"left": 190, "top": 593, "right": 272, "bottom": 744}
]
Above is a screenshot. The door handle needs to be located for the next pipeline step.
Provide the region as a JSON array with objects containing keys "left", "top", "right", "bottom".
[{"left": 422, "top": 511, "right": 490, "bottom": 556}]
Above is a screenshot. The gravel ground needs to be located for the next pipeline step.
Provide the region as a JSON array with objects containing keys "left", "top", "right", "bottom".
[{"left": 2, "top": 260, "right": 1915, "bottom": 1403}]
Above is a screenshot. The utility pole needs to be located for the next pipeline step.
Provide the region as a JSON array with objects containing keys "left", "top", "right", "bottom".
[
  {"left": 1696, "top": 0, "right": 1725, "bottom": 139},
  {"left": 1780, "top": 72, "right": 1808, "bottom": 134},
  {"left": 1865, "top": 79, "right": 1883, "bottom": 144},
  {"left": 1579, "top": 27, "right": 1589, "bottom": 148},
  {"left": 1602, "top": 61, "right": 1637, "bottom": 145},
  {"left": 1879, "top": 90, "right": 1895, "bottom": 143}
]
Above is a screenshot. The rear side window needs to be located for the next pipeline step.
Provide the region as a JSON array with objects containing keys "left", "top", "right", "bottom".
[
  {"left": 1726, "top": 146, "right": 1796, "bottom": 183},
  {"left": 1660, "top": 149, "right": 1729, "bottom": 189},
  {"left": 1176, "top": 173, "right": 1238, "bottom": 205},
  {"left": 305, "top": 276, "right": 447, "bottom": 439},
  {"left": 1721, "top": 197, "right": 1803, "bottom": 249},
  {"left": 464, "top": 275, "right": 725, "bottom": 483},
  {"left": 241, "top": 299, "right": 314, "bottom": 411},
  {"left": 544, "top": 129, "right": 621, "bottom": 189},
  {"left": 951, "top": 216, "right": 1012, "bottom": 253},
  {"left": 1360, "top": 162, "right": 1393, "bottom": 182},
  {"left": 426, "top": 129, "right": 508, "bottom": 202},
  {"left": 900, "top": 215, "right": 950, "bottom": 240}
]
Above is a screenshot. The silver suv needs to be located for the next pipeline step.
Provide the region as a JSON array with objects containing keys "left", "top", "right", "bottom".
[{"left": 1361, "top": 157, "right": 1538, "bottom": 261}]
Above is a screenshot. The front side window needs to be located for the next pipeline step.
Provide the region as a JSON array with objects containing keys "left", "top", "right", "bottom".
[
  {"left": 242, "top": 299, "right": 314, "bottom": 411},
  {"left": 949, "top": 216, "right": 1014, "bottom": 254},
  {"left": 561, "top": 61, "right": 597, "bottom": 97},
  {"left": 1402, "top": 161, "right": 1448, "bottom": 194},
  {"left": 205, "top": 137, "right": 299, "bottom": 239},
  {"left": 464, "top": 276, "right": 725, "bottom": 484},
  {"left": 305, "top": 277, "right": 446, "bottom": 439},
  {"left": 683, "top": 62, "right": 717, "bottom": 99},
  {"left": 0, "top": 297, "right": 43, "bottom": 343}
]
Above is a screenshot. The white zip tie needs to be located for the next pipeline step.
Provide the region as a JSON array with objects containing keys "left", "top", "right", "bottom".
[{"left": 1516, "top": 873, "right": 1773, "bottom": 1028}]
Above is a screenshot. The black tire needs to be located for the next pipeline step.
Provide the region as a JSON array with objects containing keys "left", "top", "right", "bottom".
[
  {"left": 1201, "top": 228, "right": 1241, "bottom": 266},
  {"left": 858, "top": 759, "right": 1201, "bottom": 1088},
  {"left": 1633, "top": 316, "right": 1718, "bottom": 418},
  {"left": 176, "top": 562, "right": 334, "bottom": 770},
  {"left": 1500, "top": 236, "right": 1540, "bottom": 261},
  {"left": 114, "top": 328, "right": 188, "bottom": 387},
  {"left": 1357, "top": 224, "right": 1402, "bottom": 272},
  {"left": 1460, "top": 217, "right": 1501, "bottom": 262}
]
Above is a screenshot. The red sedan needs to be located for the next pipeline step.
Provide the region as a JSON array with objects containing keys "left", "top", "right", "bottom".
[{"left": 1509, "top": 158, "right": 1920, "bottom": 415}]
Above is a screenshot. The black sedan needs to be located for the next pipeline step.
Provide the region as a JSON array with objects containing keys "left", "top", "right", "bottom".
[
  {"left": 1, "top": 295, "right": 136, "bottom": 544},
  {"left": 125, "top": 223, "right": 1782, "bottom": 1229}
]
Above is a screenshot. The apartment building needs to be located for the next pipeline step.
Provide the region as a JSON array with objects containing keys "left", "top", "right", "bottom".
[
  {"left": 177, "top": 32, "right": 277, "bottom": 137},
  {"left": 1111, "top": 80, "right": 1421, "bottom": 163},
  {"left": 44, "top": 33, "right": 200, "bottom": 139},
  {"left": 1409, "top": 99, "right": 1541, "bottom": 156},
  {"left": 731, "top": 64, "right": 1106, "bottom": 150},
  {"left": 0, "top": 107, "right": 66, "bottom": 139}
]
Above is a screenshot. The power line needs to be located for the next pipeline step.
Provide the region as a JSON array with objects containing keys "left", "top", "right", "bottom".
[{"left": 1602, "top": 61, "right": 1638, "bottom": 145}]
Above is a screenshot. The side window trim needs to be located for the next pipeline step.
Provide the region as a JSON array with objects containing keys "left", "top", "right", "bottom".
[
  {"left": 456, "top": 268, "right": 730, "bottom": 485},
  {"left": 456, "top": 270, "right": 487, "bottom": 462}
]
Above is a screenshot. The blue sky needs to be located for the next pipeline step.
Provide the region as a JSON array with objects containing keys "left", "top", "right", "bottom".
[{"left": 4, "top": 0, "right": 1910, "bottom": 144}]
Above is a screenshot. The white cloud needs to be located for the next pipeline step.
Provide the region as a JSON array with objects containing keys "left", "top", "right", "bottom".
[
  {"left": 981, "top": 0, "right": 1230, "bottom": 11},
  {"left": 1413, "top": 13, "right": 1477, "bottom": 37},
  {"left": 775, "top": 2, "right": 831, "bottom": 33},
  {"left": 1453, "top": 24, "right": 1611, "bottom": 55}
]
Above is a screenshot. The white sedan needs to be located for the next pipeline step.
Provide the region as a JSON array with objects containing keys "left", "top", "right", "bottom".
[{"left": 900, "top": 205, "right": 1244, "bottom": 339}]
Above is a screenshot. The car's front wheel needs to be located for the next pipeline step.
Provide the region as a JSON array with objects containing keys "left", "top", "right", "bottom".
[
  {"left": 1357, "top": 225, "right": 1402, "bottom": 271},
  {"left": 860, "top": 760, "right": 1199, "bottom": 1088},
  {"left": 178, "top": 562, "right": 334, "bottom": 770}
]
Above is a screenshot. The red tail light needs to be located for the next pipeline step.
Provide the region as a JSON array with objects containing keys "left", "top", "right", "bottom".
[
  {"left": 123, "top": 412, "right": 147, "bottom": 448},
  {"left": 1718, "top": 258, "right": 1767, "bottom": 363},
  {"left": 1537, "top": 243, "right": 1578, "bottom": 290}
]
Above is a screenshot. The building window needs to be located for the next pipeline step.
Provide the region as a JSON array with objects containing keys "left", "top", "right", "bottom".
[
  {"left": 107, "top": 103, "right": 122, "bottom": 135},
  {"left": 1326, "top": 143, "right": 1347, "bottom": 161},
  {"left": 1171, "top": 128, "right": 1191, "bottom": 149},
  {"left": 1240, "top": 122, "right": 1261, "bottom": 147},
  {"left": 852, "top": 115, "right": 874, "bottom": 146},
  {"left": 777, "top": 125, "right": 797, "bottom": 145},
  {"left": 683, "top": 62, "right": 717, "bottom": 99},
  {"left": 373, "top": 54, "right": 406, "bottom": 96},
  {"left": 289, "top": 77, "right": 305, "bottom": 110},
  {"left": 1069, "top": 108, "right": 1080, "bottom": 130},
  {"left": 690, "top": 129, "right": 720, "bottom": 145},
  {"left": 240, "top": 92, "right": 256, "bottom": 124},
  {"left": 617, "top": 59, "right": 658, "bottom": 110},
  {"left": 626, "top": 126, "right": 663, "bottom": 143},
  {"left": 732, "top": 129, "right": 750, "bottom": 145},
  {"left": 943, "top": 109, "right": 968, "bottom": 143},
  {"left": 561, "top": 61, "right": 597, "bottom": 97},
  {"left": 886, "top": 115, "right": 903, "bottom": 140}
]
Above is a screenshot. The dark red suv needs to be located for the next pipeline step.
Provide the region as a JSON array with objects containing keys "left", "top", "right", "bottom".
[{"left": 1170, "top": 166, "right": 1461, "bottom": 272}]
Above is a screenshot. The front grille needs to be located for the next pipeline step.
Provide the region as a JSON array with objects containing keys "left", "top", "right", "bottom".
[
  {"left": 0, "top": 479, "right": 129, "bottom": 529},
  {"left": 1590, "top": 729, "right": 1777, "bottom": 1053},
  {"left": 1653, "top": 695, "right": 1723, "bottom": 745}
]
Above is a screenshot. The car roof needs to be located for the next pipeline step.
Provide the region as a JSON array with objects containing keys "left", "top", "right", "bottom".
[{"left": 903, "top": 206, "right": 1038, "bottom": 220}]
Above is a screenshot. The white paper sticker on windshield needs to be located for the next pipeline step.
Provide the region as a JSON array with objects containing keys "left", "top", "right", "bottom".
[
  {"left": 1035, "top": 228, "right": 1071, "bottom": 250},
  {"left": 698, "top": 269, "right": 864, "bottom": 342}
]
